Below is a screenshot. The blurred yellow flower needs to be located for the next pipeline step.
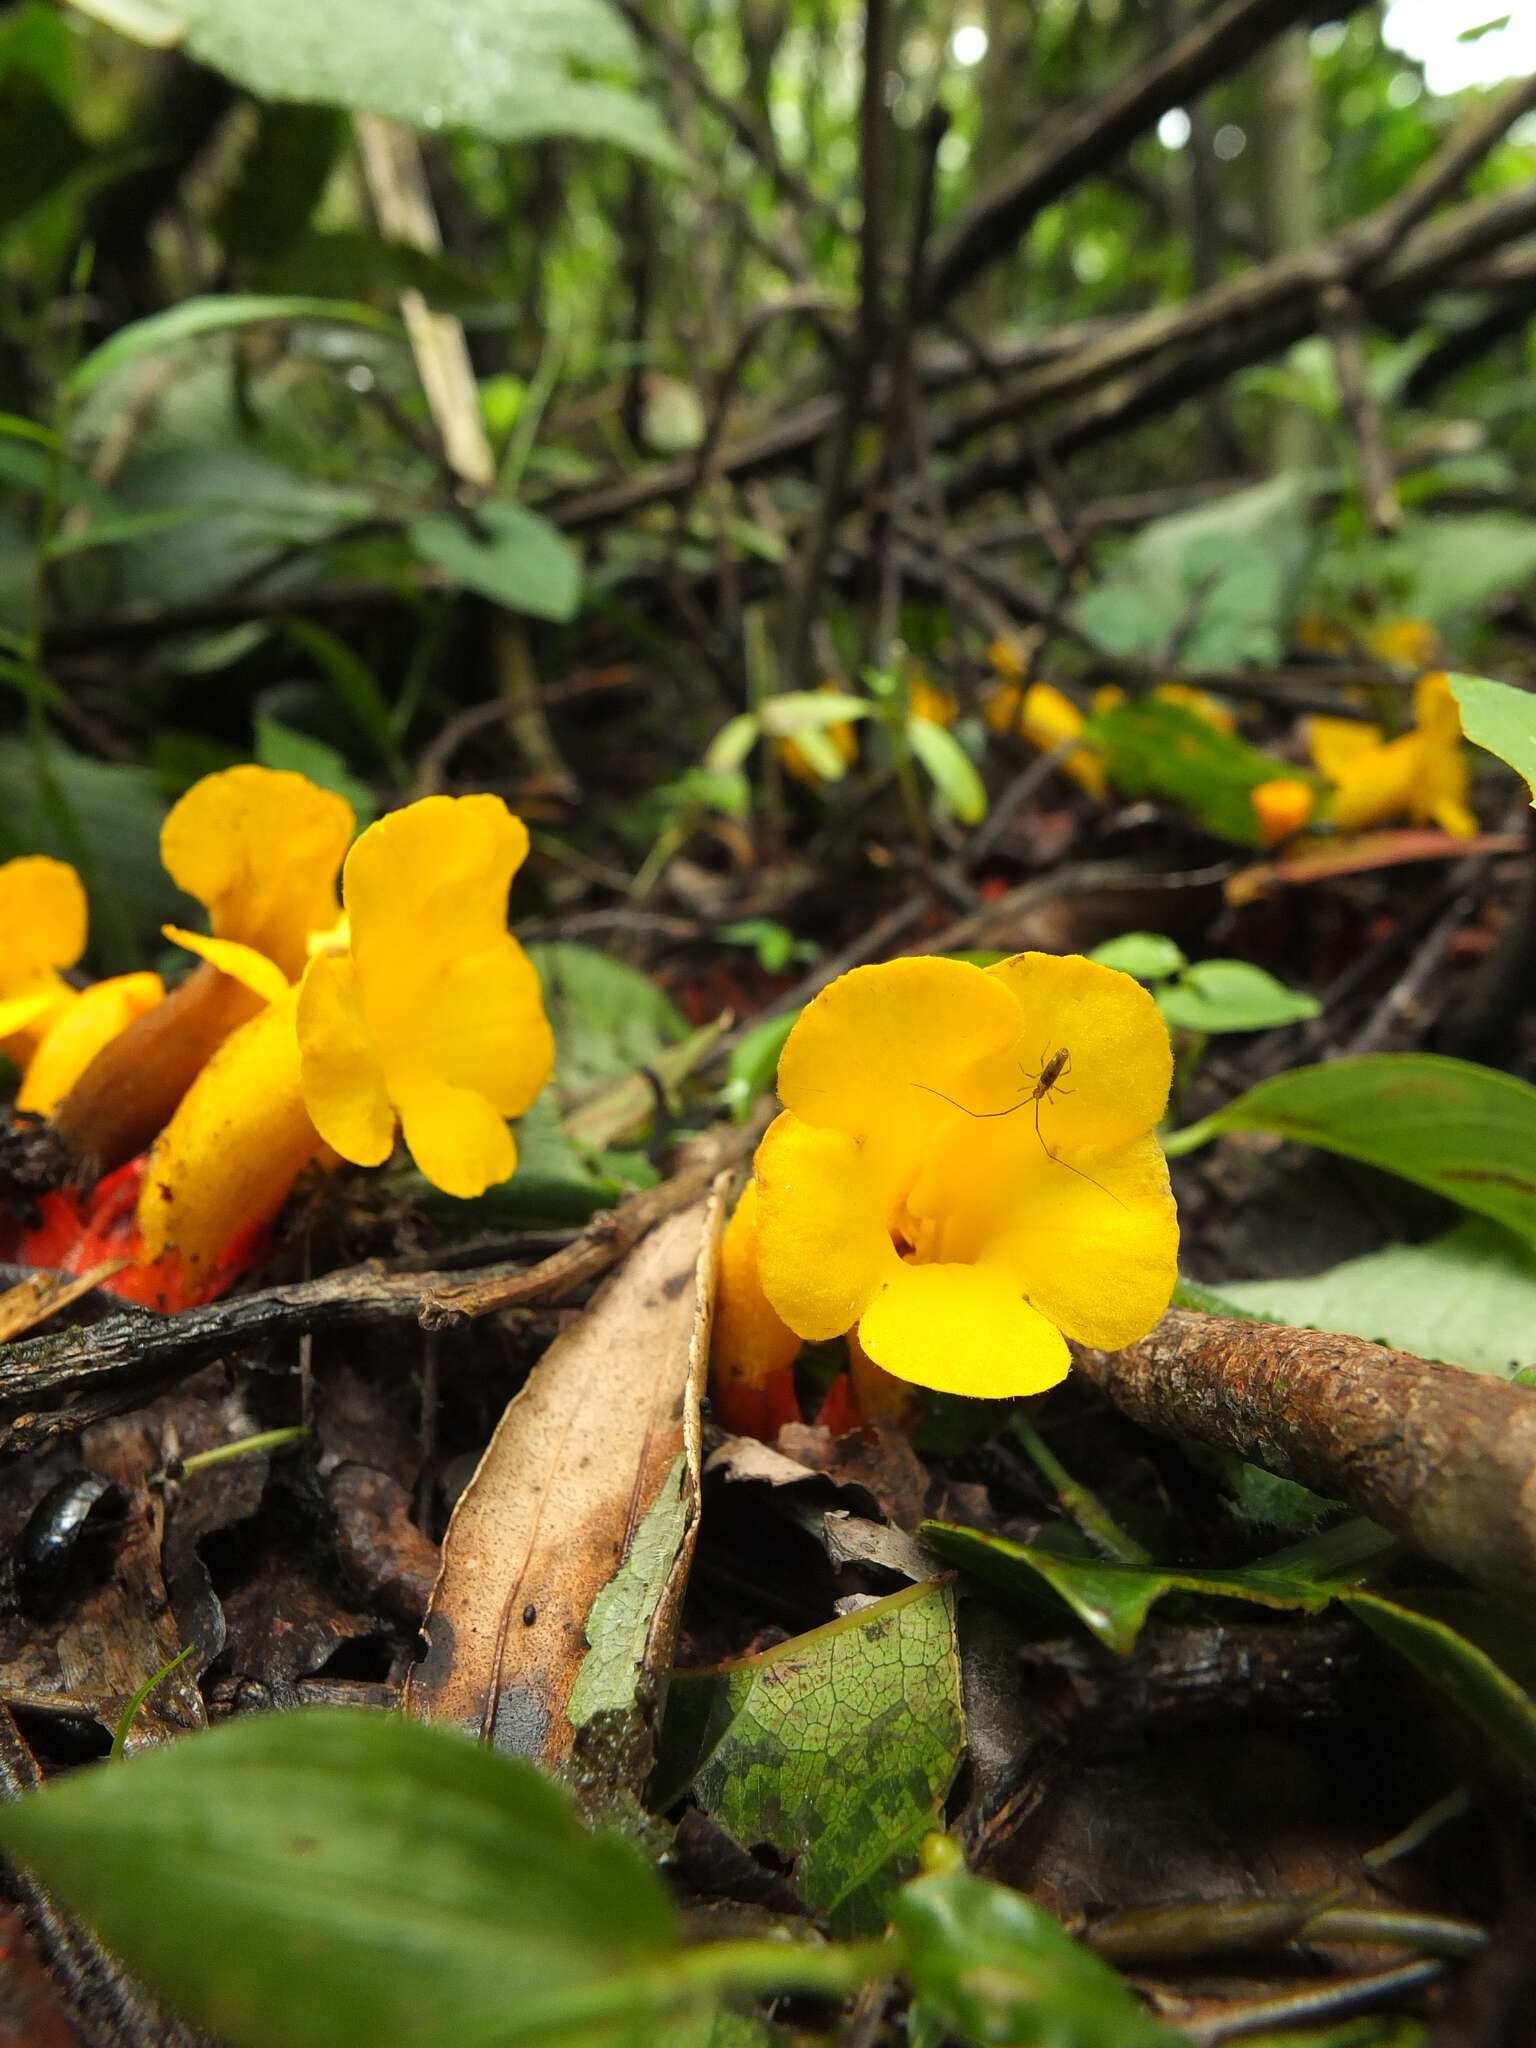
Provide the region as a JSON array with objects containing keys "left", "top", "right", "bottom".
[
  {"left": 298, "top": 795, "right": 554, "bottom": 1198},
  {"left": 1091, "top": 682, "right": 1235, "bottom": 733},
  {"left": 17, "top": 972, "right": 163, "bottom": 1115},
  {"left": 52, "top": 765, "right": 355, "bottom": 1175},
  {"left": 775, "top": 683, "right": 859, "bottom": 787},
  {"left": 1308, "top": 672, "right": 1476, "bottom": 837},
  {"left": 908, "top": 674, "right": 959, "bottom": 728},
  {"left": 983, "top": 680, "right": 1107, "bottom": 800},
  {"left": 1366, "top": 617, "right": 1439, "bottom": 671},
  {"left": 753, "top": 954, "right": 1177, "bottom": 1397},
  {"left": 0, "top": 856, "right": 86, "bottom": 1061},
  {"left": 1250, "top": 778, "right": 1315, "bottom": 847}
]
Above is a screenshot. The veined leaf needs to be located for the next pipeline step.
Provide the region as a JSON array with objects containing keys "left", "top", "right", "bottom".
[
  {"left": 1449, "top": 671, "right": 1536, "bottom": 803},
  {"left": 408, "top": 500, "right": 580, "bottom": 622},
  {"left": 1163, "top": 1053, "right": 1536, "bottom": 1247},
  {"left": 68, "top": 293, "right": 392, "bottom": 397}
]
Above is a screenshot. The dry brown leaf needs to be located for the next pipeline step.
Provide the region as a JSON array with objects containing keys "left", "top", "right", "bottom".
[
  {"left": 0, "top": 1260, "right": 127, "bottom": 1344},
  {"left": 405, "top": 1183, "right": 723, "bottom": 1782}
]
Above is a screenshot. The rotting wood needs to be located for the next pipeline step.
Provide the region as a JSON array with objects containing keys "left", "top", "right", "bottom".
[
  {"left": 1075, "top": 1309, "right": 1536, "bottom": 1612},
  {"left": 0, "top": 1116, "right": 762, "bottom": 1452},
  {"left": 406, "top": 1183, "right": 723, "bottom": 1786}
]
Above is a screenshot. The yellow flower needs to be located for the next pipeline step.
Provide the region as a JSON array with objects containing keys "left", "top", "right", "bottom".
[
  {"left": 752, "top": 955, "right": 1177, "bottom": 1398},
  {"left": 1366, "top": 617, "right": 1439, "bottom": 671},
  {"left": 711, "top": 1180, "right": 804, "bottom": 1438},
  {"left": 137, "top": 986, "right": 324, "bottom": 1276},
  {"left": 51, "top": 766, "right": 354, "bottom": 1174},
  {"left": 1092, "top": 682, "right": 1234, "bottom": 732},
  {"left": 1308, "top": 672, "right": 1476, "bottom": 837},
  {"left": 1249, "top": 778, "right": 1315, "bottom": 847},
  {"left": 0, "top": 857, "right": 86, "bottom": 1060},
  {"left": 983, "top": 681, "right": 1107, "bottom": 800},
  {"left": 297, "top": 795, "right": 554, "bottom": 1198},
  {"left": 907, "top": 673, "right": 959, "bottom": 728},
  {"left": 775, "top": 683, "right": 859, "bottom": 788},
  {"left": 17, "top": 972, "right": 163, "bottom": 1115}
]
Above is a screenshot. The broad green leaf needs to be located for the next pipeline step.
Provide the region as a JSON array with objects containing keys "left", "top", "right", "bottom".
[
  {"left": 1155, "top": 959, "right": 1321, "bottom": 1034},
  {"left": 69, "top": 0, "right": 684, "bottom": 166},
  {"left": 1223, "top": 1218, "right": 1536, "bottom": 1377},
  {"left": 1344, "top": 1592, "right": 1536, "bottom": 1783},
  {"left": 920, "top": 1519, "right": 1392, "bottom": 1655},
  {"left": 1163, "top": 1053, "right": 1536, "bottom": 1247},
  {"left": 907, "top": 714, "right": 987, "bottom": 825},
  {"left": 1385, "top": 512, "right": 1536, "bottom": 626},
  {"left": 895, "top": 1868, "right": 1180, "bottom": 2048},
  {"left": 1087, "top": 932, "right": 1186, "bottom": 981},
  {"left": 0, "top": 434, "right": 119, "bottom": 512},
  {"left": 67, "top": 293, "right": 391, "bottom": 397},
  {"left": 656, "top": 1580, "right": 965, "bottom": 1934},
  {"left": 1449, "top": 672, "right": 1536, "bottom": 803},
  {"left": 722, "top": 1009, "right": 796, "bottom": 1122},
  {"left": 704, "top": 712, "right": 760, "bottom": 775},
  {"left": 43, "top": 501, "right": 232, "bottom": 558},
  {"left": 254, "top": 715, "right": 376, "bottom": 828},
  {"left": 527, "top": 941, "right": 690, "bottom": 1103},
  {"left": 0, "top": 1708, "right": 678, "bottom": 2048},
  {"left": 1085, "top": 698, "right": 1305, "bottom": 847},
  {"left": 408, "top": 500, "right": 580, "bottom": 622}
]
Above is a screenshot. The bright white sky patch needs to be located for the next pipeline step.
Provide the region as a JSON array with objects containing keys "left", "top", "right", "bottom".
[
  {"left": 950, "top": 22, "right": 988, "bottom": 66},
  {"left": 1383, "top": 1, "right": 1536, "bottom": 94}
]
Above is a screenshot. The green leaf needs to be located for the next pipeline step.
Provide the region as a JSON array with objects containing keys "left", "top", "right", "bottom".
[
  {"left": 67, "top": 293, "right": 391, "bottom": 398},
  {"left": 1163, "top": 1054, "right": 1536, "bottom": 1247},
  {"left": 408, "top": 500, "right": 580, "bottom": 623},
  {"left": 1221, "top": 1218, "right": 1536, "bottom": 1378},
  {"left": 704, "top": 712, "right": 760, "bottom": 775},
  {"left": 254, "top": 716, "right": 376, "bottom": 828},
  {"left": 1086, "top": 697, "right": 1302, "bottom": 847},
  {"left": 69, "top": 0, "right": 684, "bottom": 166},
  {"left": 920, "top": 1519, "right": 1392, "bottom": 1656},
  {"left": 0, "top": 434, "right": 119, "bottom": 513},
  {"left": 0, "top": 1708, "right": 679, "bottom": 2048},
  {"left": 282, "top": 616, "right": 404, "bottom": 776},
  {"left": 1087, "top": 933, "right": 1186, "bottom": 982},
  {"left": 722, "top": 1009, "right": 796, "bottom": 1122},
  {"left": 656, "top": 1580, "right": 965, "bottom": 1935},
  {"left": 526, "top": 941, "right": 690, "bottom": 1105},
  {"left": 907, "top": 715, "right": 987, "bottom": 825},
  {"left": 893, "top": 1868, "right": 1180, "bottom": 2048},
  {"left": 756, "top": 691, "right": 871, "bottom": 737},
  {"left": 1344, "top": 1592, "right": 1536, "bottom": 1783},
  {"left": 1449, "top": 671, "right": 1536, "bottom": 803},
  {"left": 1155, "top": 959, "right": 1321, "bottom": 1034}
]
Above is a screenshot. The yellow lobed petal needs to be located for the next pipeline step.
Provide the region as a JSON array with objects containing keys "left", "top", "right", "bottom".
[
  {"left": 0, "top": 980, "right": 73, "bottom": 1052},
  {"left": 295, "top": 952, "right": 395, "bottom": 1167},
  {"left": 1367, "top": 617, "right": 1439, "bottom": 670},
  {"left": 714, "top": 1180, "right": 803, "bottom": 1393},
  {"left": 161, "top": 765, "right": 353, "bottom": 982},
  {"left": 0, "top": 855, "right": 87, "bottom": 986},
  {"left": 1251, "top": 778, "right": 1315, "bottom": 846},
  {"left": 907, "top": 675, "right": 959, "bottom": 728},
  {"left": 775, "top": 955, "right": 1023, "bottom": 1149},
  {"left": 981, "top": 952, "right": 1172, "bottom": 1150},
  {"left": 973, "top": 1131, "right": 1179, "bottom": 1351},
  {"left": 1413, "top": 670, "right": 1462, "bottom": 741},
  {"left": 138, "top": 986, "right": 323, "bottom": 1273},
  {"left": 162, "top": 927, "right": 290, "bottom": 1005},
  {"left": 17, "top": 972, "right": 163, "bottom": 1116},
  {"left": 1308, "top": 715, "right": 1383, "bottom": 783},
  {"left": 857, "top": 1263, "right": 1070, "bottom": 1398},
  {"left": 754, "top": 1112, "right": 902, "bottom": 1341},
  {"left": 390, "top": 1068, "right": 517, "bottom": 1198},
  {"left": 984, "top": 682, "right": 1107, "bottom": 799},
  {"left": 1326, "top": 731, "right": 1424, "bottom": 833}
]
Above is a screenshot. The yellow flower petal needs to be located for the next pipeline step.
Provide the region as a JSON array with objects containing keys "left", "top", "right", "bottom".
[
  {"left": 0, "top": 983, "right": 70, "bottom": 1045},
  {"left": 1251, "top": 778, "right": 1315, "bottom": 846},
  {"left": 775, "top": 955, "right": 1022, "bottom": 1147},
  {"left": 162, "top": 927, "right": 290, "bottom": 1005},
  {"left": 985, "top": 681, "right": 1107, "bottom": 798},
  {"left": 345, "top": 793, "right": 529, "bottom": 981},
  {"left": 981, "top": 952, "right": 1172, "bottom": 1150},
  {"left": 296, "top": 952, "right": 395, "bottom": 1166},
  {"left": 1327, "top": 732, "right": 1423, "bottom": 833},
  {"left": 17, "top": 972, "right": 163, "bottom": 1116},
  {"left": 138, "top": 986, "right": 322, "bottom": 1273},
  {"left": 977, "top": 1131, "right": 1179, "bottom": 1350},
  {"left": 0, "top": 855, "right": 87, "bottom": 982},
  {"left": 857, "top": 1262, "right": 1069, "bottom": 1397},
  {"left": 160, "top": 765, "right": 353, "bottom": 981},
  {"left": 754, "top": 1112, "right": 901, "bottom": 1341},
  {"left": 1307, "top": 715, "right": 1383, "bottom": 782},
  {"left": 1431, "top": 795, "right": 1478, "bottom": 838},
  {"left": 390, "top": 1068, "right": 517, "bottom": 1198},
  {"left": 714, "top": 1180, "right": 803, "bottom": 1393}
]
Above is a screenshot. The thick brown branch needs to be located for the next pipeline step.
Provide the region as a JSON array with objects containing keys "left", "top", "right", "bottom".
[{"left": 1075, "top": 1310, "right": 1536, "bottom": 1612}]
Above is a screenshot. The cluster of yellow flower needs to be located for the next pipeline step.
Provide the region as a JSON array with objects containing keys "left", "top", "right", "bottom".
[{"left": 2, "top": 767, "right": 552, "bottom": 1303}]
